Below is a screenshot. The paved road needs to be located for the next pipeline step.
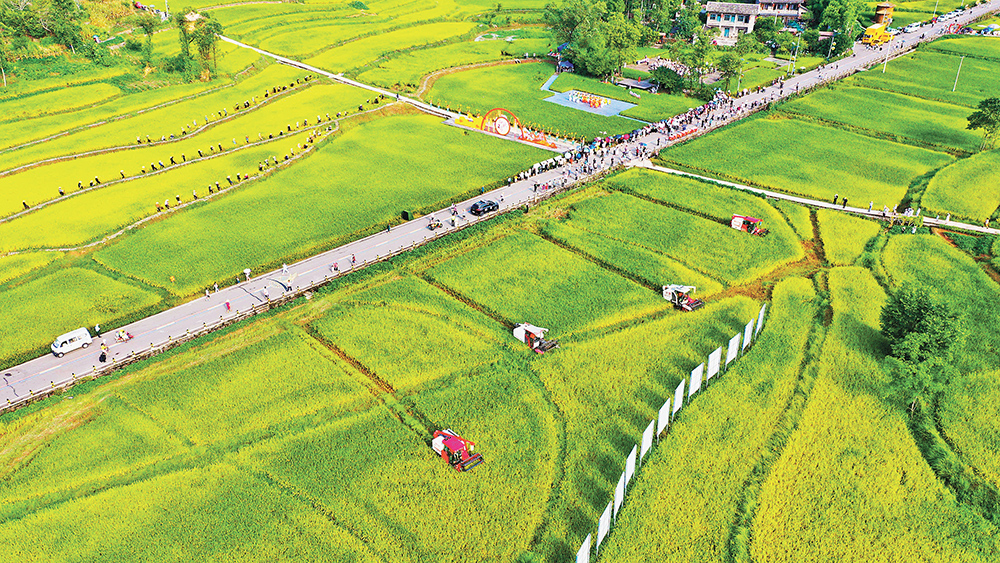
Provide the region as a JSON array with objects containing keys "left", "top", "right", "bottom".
[{"left": 3, "top": 5, "right": 998, "bottom": 410}]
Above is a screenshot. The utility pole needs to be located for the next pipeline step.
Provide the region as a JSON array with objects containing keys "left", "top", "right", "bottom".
[
  {"left": 826, "top": 30, "right": 837, "bottom": 60},
  {"left": 882, "top": 37, "right": 891, "bottom": 73},
  {"left": 952, "top": 55, "right": 964, "bottom": 92},
  {"left": 932, "top": 0, "right": 939, "bottom": 18},
  {"left": 788, "top": 33, "right": 801, "bottom": 77}
]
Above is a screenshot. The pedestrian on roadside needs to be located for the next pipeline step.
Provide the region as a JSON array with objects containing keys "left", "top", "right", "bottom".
[
  {"left": 868, "top": 201, "right": 873, "bottom": 212},
  {"left": 206, "top": 289, "right": 211, "bottom": 299},
  {"left": 351, "top": 254, "right": 356, "bottom": 266},
  {"left": 332, "top": 262, "right": 339, "bottom": 272},
  {"left": 244, "top": 268, "right": 252, "bottom": 282},
  {"left": 833, "top": 193, "right": 839, "bottom": 205},
  {"left": 282, "top": 263, "right": 289, "bottom": 274},
  {"left": 843, "top": 198, "right": 848, "bottom": 209},
  {"left": 262, "top": 287, "right": 269, "bottom": 300},
  {"left": 225, "top": 300, "right": 231, "bottom": 311},
  {"left": 214, "top": 283, "right": 219, "bottom": 293},
  {"left": 94, "top": 324, "right": 101, "bottom": 336}
]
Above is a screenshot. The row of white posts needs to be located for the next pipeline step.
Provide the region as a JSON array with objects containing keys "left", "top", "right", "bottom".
[{"left": 576, "top": 301, "right": 769, "bottom": 563}]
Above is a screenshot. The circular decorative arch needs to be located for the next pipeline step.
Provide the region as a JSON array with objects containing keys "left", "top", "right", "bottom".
[{"left": 480, "top": 107, "right": 557, "bottom": 149}]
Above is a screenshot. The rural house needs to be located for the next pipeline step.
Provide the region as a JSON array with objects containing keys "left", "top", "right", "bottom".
[
  {"left": 704, "top": 2, "right": 759, "bottom": 45},
  {"left": 755, "top": 0, "right": 806, "bottom": 23}
]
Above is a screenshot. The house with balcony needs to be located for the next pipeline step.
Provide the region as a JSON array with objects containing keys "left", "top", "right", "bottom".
[
  {"left": 704, "top": 2, "right": 759, "bottom": 45},
  {"left": 755, "top": 0, "right": 805, "bottom": 23}
]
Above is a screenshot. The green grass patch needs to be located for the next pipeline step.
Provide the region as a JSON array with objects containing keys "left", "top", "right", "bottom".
[
  {"left": 660, "top": 116, "right": 954, "bottom": 207},
  {"left": 0, "top": 268, "right": 162, "bottom": 368},
  {"left": 549, "top": 72, "right": 698, "bottom": 121},
  {"left": 922, "top": 149, "right": 1000, "bottom": 222},
  {"left": 882, "top": 235, "right": 1000, "bottom": 374},
  {"left": 426, "top": 61, "right": 638, "bottom": 139},
  {"left": 940, "top": 369, "right": 1000, "bottom": 492},
  {"left": 598, "top": 277, "right": 817, "bottom": 562},
  {"left": 781, "top": 85, "right": 981, "bottom": 152},
  {"left": 93, "top": 112, "right": 547, "bottom": 296},
  {"left": 428, "top": 229, "right": 667, "bottom": 335},
  {"left": 816, "top": 208, "right": 882, "bottom": 266}
]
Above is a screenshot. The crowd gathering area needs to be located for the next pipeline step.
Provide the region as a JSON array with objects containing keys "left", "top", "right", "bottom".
[{"left": 1, "top": 0, "right": 1000, "bottom": 561}]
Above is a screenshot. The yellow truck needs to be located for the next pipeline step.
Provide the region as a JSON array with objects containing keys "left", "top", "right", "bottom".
[{"left": 863, "top": 23, "right": 892, "bottom": 45}]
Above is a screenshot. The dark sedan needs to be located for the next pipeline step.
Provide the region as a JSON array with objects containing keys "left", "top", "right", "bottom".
[{"left": 470, "top": 200, "right": 499, "bottom": 216}]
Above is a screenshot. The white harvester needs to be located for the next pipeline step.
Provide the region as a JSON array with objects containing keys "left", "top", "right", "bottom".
[{"left": 662, "top": 285, "right": 705, "bottom": 312}]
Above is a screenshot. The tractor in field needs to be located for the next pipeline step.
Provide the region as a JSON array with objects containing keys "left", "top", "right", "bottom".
[
  {"left": 432, "top": 429, "right": 484, "bottom": 472},
  {"left": 513, "top": 323, "right": 559, "bottom": 353},
  {"left": 731, "top": 214, "right": 769, "bottom": 236},
  {"left": 662, "top": 285, "right": 705, "bottom": 312}
]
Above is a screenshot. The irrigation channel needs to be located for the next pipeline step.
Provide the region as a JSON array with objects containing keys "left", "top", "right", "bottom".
[{"left": 3, "top": 2, "right": 999, "bottom": 412}]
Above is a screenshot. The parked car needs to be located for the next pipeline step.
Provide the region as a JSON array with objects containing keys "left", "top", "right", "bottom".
[
  {"left": 51, "top": 327, "right": 93, "bottom": 357},
  {"left": 470, "top": 200, "right": 499, "bottom": 216},
  {"left": 903, "top": 23, "right": 920, "bottom": 33}
]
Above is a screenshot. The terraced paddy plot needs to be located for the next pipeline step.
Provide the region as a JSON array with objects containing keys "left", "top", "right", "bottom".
[
  {"left": 1, "top": 64, "right": 308, "bottom": 171},
  {"left": 0, "top": 82, "right": 121, "bottom": 123},
  {"left": 781, "top": 85, "right": 981, "bottom": 152},
  {"left": 0, "top": 463, "right": 373, "bottom": 562},
  {"left": 427, "top": 62, "right": 638, "bottom": 138},
  {"left": 751, "top": 267, "right": 998, "bottom": 563},
  {"left": 311, "top": 275, "right": 506, "bottom": 390},
  {"left": 118, "top": 329, "right": 371, "bottom": 444},
  {"left": 0, "top": 82, "right": 366, "bottom": 221},
  {"left": 927, "top": 36, "right": 1000, "bottom": 60},
  {"left": 357, "top": 29, "right": 555, "bottom": 91},
  {"left": 93, "top": 112, "right": 547, "bottom": 295},
  {"left": 816, "top": 208, "right": 882, "bottom": 266},
  {"left": 660, "top": 117, "right": 954, "bottom": 206},
  {"left": 0, "top": 64, "right": 129, "bottom": 103},
  {"left": 921, "top": 149, "right": 1000, "bottom": 222},
  {"left": 0, "top": 134, "right": 307, "bottom": 253},
  {"left": 0, "top": 268, "right": 162, "bottom": 367},
  {"left": 428, "top": 230, "right": 667, "bottom": 335},
  {"left": 551, "top": 189, "right": 802, "bottom": 286},
  {"left": 849, "top": 50, "right": 1000, "bottom": 108},
  {"left": 237, "top": 363, "right": 559, "bottom": 563},
  {"left": 531, "top": 296, "right": 760, "bottom": 559},
  {"left": 0, "top": 252, "right": 62, "bottom": 284},
  {"left": 306, "top": 22, "right": 478, "bottom": 73},
  {"left": 598, "top": 277, "right": 817, "bottom": 563},
  {"left": 882, "top": 235, "right": 1000, "bottom": 374},
  {"left": 771, "top": 199, "right": 813, "bottom": 240}
]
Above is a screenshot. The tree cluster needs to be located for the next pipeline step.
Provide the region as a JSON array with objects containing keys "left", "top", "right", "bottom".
[
  {"left": 880, "top": 284, "right": 964, "bottom": 413},
  {"left": 545, "top": 0, "right": 647, "bottom": 78}
]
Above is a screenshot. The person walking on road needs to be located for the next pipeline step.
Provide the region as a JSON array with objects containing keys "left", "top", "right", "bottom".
[
  {"left": 842, "top": 198, "right": 848, "bottom": 209},
  {"left": 262, "top": 287, "right": 269, "bottom": 301},
  {"left": 282, "top": 263, "right": 289, "bottom": 275},
  {"left": 94, "top": 324, "right": 101, "bottom": 337},
  {"left": 868, "top": 201, "right": 873, "bottom": 212},
  {"left": 244, "top": 268, "right": 252, "bottom": 282},
  {"left": 225, "top": 300, "right": 231, "bottom": 312},
  {"left": 351, "top": 254, "right": 356, "bottom": 266},
  {"left": 206, "top": 289, "right": 211, "bottom": 299},
  {"left": 214, "top": 283, "right": 219, "bottom": 293},
  {"left": 833, "top": 193, "right": 839, "bottom": 205}
]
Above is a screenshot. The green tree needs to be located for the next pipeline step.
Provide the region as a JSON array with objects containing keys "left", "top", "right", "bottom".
[
  {"left": 651, "top": 65, "right": 684, "bottom": 93},
  {"left": 967, "top": 97, "right": 1000, "bottom": 151},
  {"left": 191, "top": 14, "right": 222, "bottom": 75},
  {"left": 821, "top": 0, "right": 864, "bottom": 34},
  {"left": 603, "top": 11, "right": 642, "bottom": 72},
  {"left": 649, "top": 0, "right": 681, "bottom": 32},
  {"left": 735, "top": 31, "right": 762, "bottom": 56},
  {"left": 672, "top": 0, "right": 702, "bottom": 39},
  {"left": 753, "top": 15, "right": 782, "bottom": 44},
  {"left": 545, "top": 0, "right": 641, "bottom": 77},
  {"left": 717, "top": 52, "right": 741, "bottom": 90},
  {"left": 134, "top": 12, "right": 158, "bottom": 67},
  {"left": 175, "top": 8, "right": 192, "bottom": 59},
  {"left": 880, "top": 284, "right": 964, "bottom": 413}
]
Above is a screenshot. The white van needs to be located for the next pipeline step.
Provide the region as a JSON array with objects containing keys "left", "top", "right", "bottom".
[{"left": 51, "top": 328, "right": 93, "bottom": 357}]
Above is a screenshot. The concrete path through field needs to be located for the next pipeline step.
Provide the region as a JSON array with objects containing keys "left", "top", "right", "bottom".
[{"left": 3, "top": 3, "right": 998, "bottom": 411}]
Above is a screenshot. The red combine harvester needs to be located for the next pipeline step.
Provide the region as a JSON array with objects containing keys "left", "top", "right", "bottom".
[
  {"left": 731, "top": 214, "right": 769, "bottom": 236},
  {"left": 513, "top": 323, "right": 559, "bottom": 353},
  {"left": 662, "top": 284, "right": 705, "bottom": 312},
  {"left": 432, "top": 429, "right": 484, "bottom": 472}
]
